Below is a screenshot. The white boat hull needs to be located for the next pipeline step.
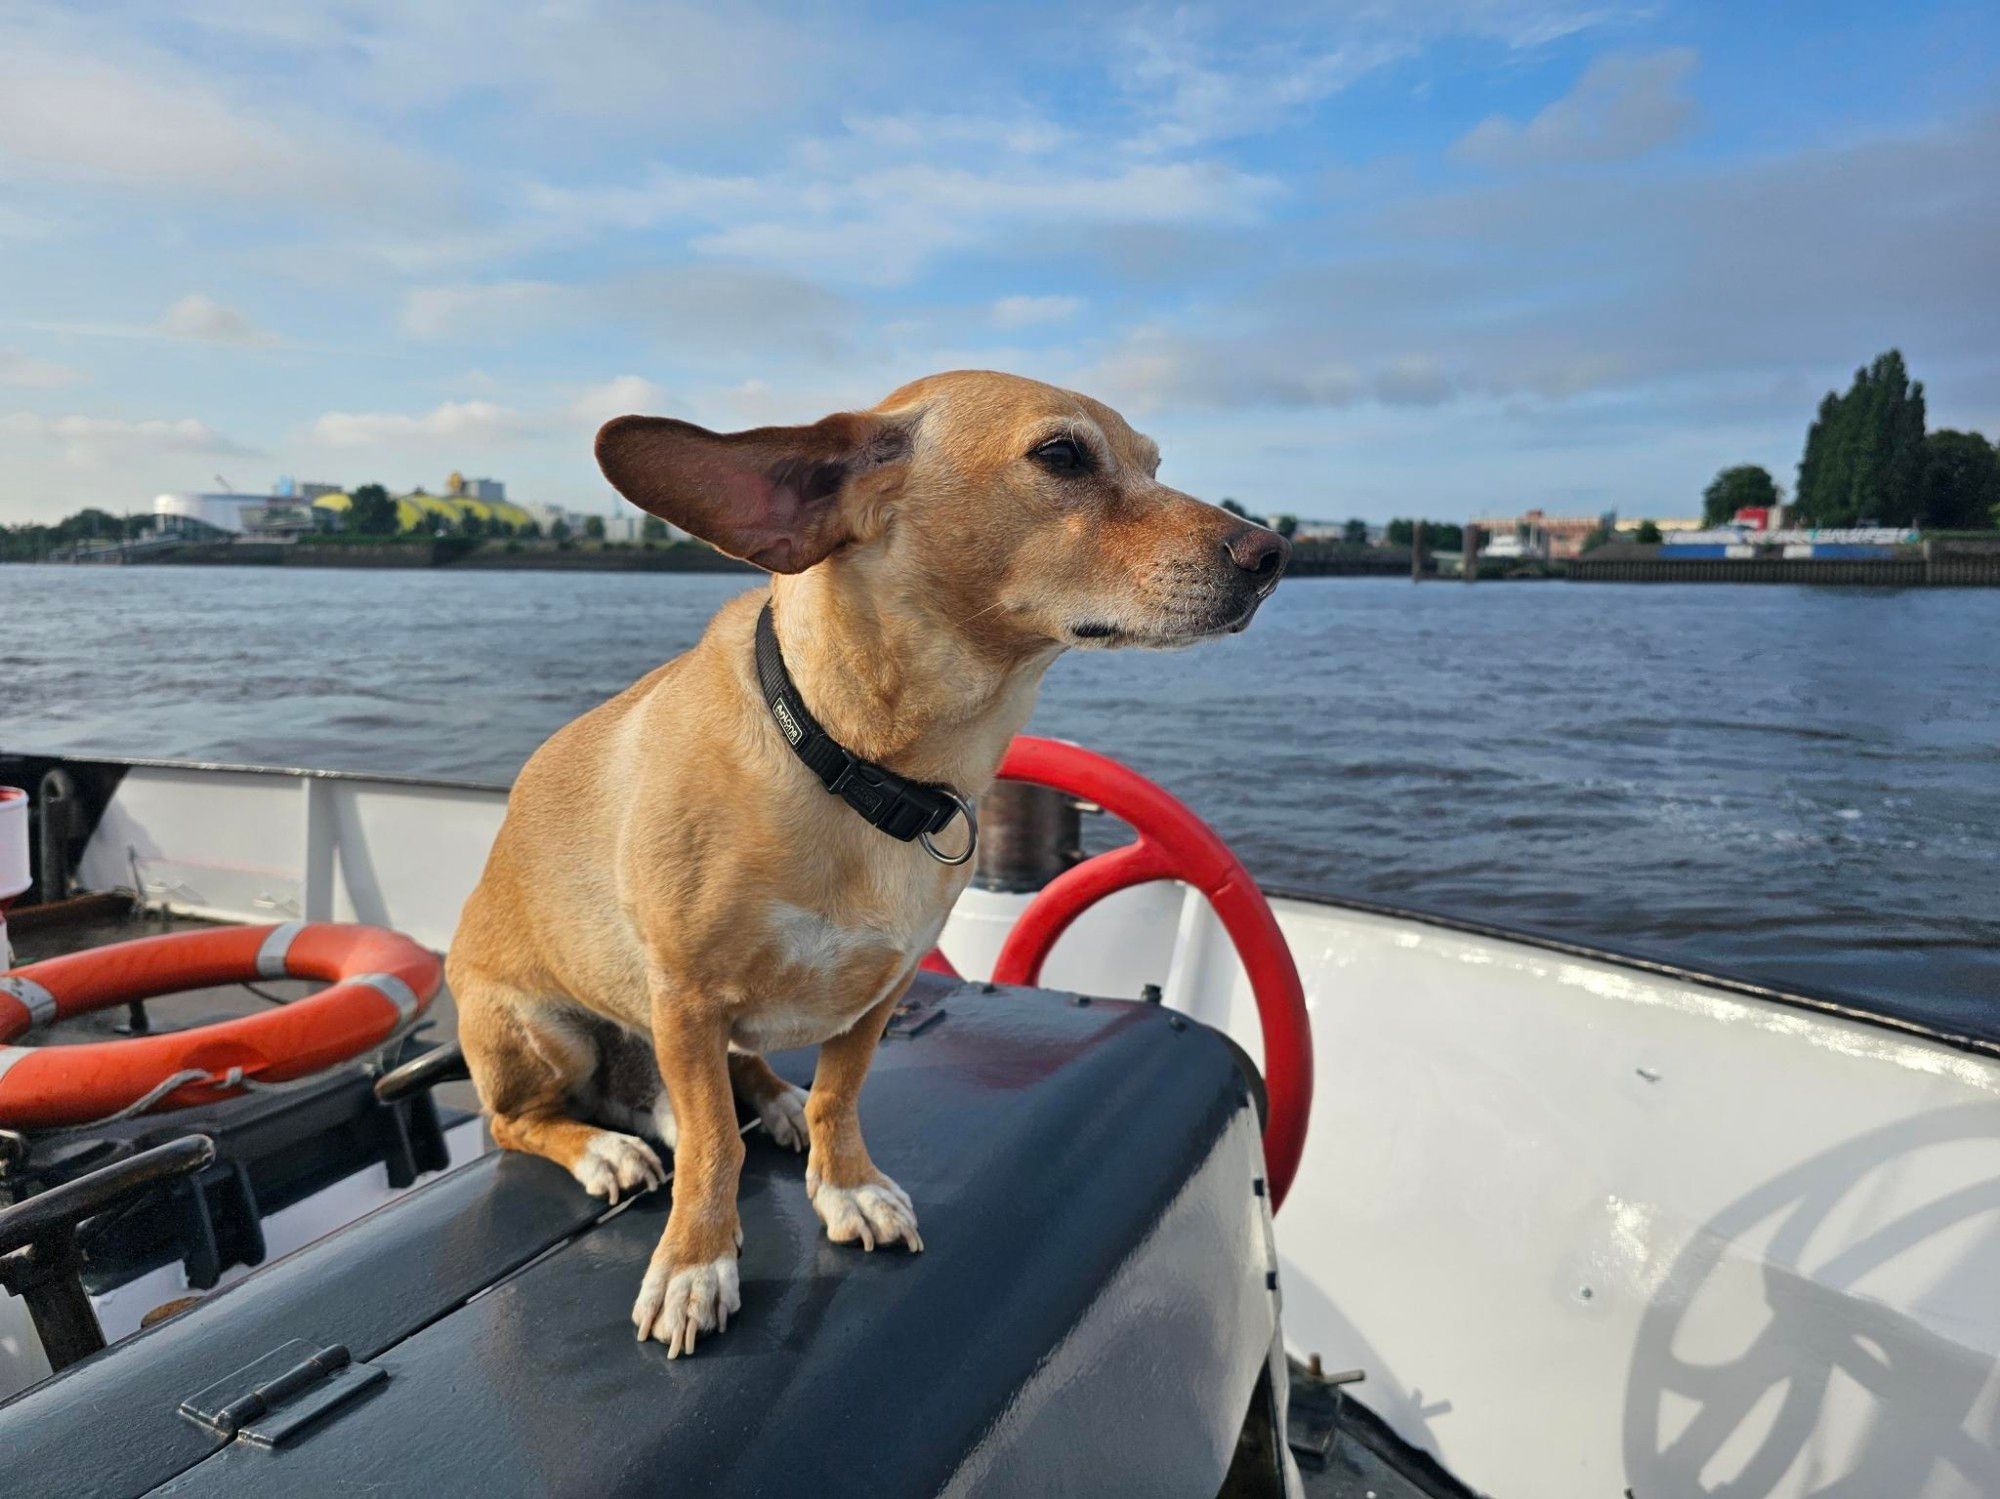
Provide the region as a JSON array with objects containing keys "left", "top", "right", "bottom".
[{"left": 43, "top": 761, "right": 2000, "bottom": 1496}]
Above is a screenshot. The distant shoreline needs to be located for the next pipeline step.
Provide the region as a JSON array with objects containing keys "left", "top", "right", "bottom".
[
  {"left": 2, "top": 537, "right": 762, "bottom": 574},
  {"left": 6, "top": 535, "right": 1998, "bottom": 585}
]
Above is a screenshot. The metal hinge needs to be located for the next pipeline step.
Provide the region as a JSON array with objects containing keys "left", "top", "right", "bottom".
[
  {"left": 179, "top": 1339, "right": 385, "bottom": 1448},
  {"left": 884, "top": 990, "right": 946, "bottom": 1039}
]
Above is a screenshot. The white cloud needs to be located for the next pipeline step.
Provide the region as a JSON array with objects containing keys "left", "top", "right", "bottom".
[
  {"left": 398, "top": 267, "right": 855, "bottom": 368},
  {"left": 569, "top": 375, "right": 667, "bottom": 426},
  {"left": 0, "top": 348, "right": 85, "bottom": 389},
  {"left": 872, "top": 162, "right": 1272, "bottom": 223},
  {"left": 308, "top": 378, "right": 671, "bottom": 457},
  {"left": 523, "top": 144, "right": 1279, "bottom": 286},
  {"left": 1376, "top": 355, "right": 1457, "bottom": 406},
  {"left": 1076, "top": 327, "right": 1367, "bottom": 415},
  {"left": 1454, "top": 48, "right": 1699, "bottom": 168},
  {"left": 310, "top": 401, "right": 527, "bottom": 448},
  {"left": 0, "top": 411, "right": 253, "bottom": 465},
  {"left": 1071, "top": 106, "right": 2000, "bottom": 474},
  {"left": 158, "top": 294, "right": 274, "bottom": 346},
  {"left": 1121, "top": 21, "right": 1406, "bottom": 152},
  {"left": 842, "top": 112, "right": 1070, "bottom": 156},
  {"left": 692, "top": 162, "right": 1278, "bottom": 285},
  {"left": 400, "top": 282, "right": 573, "bottom": 341},
  {"left": 0, "top": 22, "right": 437, "bottom": 212},
  {"left": 520, "top": 170, "right": 769, "bottom": 237},
  {"left": 992, "top": 295, "right": 1084, "bottom": 329},
  {"left": 224, "top": 0, "right": 827, "bottom": 132},
  {"left": 1115, "top": 2, "right": 1636, "bottom": 151}
]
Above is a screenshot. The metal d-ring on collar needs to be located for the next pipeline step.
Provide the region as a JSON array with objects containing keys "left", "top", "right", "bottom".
[
  {"left": 754, "top": 602, "right": 980, "bottom": 867},
  {"left": 919, "top": 790, "right": 979, "bottom": 867}
]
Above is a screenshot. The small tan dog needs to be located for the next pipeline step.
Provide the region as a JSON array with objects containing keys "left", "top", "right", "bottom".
[{"left": 447, "top": 370, "right": 1287, "bottom": 1355}]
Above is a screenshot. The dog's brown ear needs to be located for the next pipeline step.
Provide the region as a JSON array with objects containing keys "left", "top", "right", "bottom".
[{"left": 595, "top": 411, "right": 910, "bottom": 573}]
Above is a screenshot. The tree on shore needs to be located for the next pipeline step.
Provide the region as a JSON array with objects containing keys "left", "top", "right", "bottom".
[
  {"left": 1795, "top": 350, "right": 1927, "bottom": 526},
  {"left": 1634, "top": 520, "right": 1664, "bottom": 544},
  {"left": 1342, "top": 518, "right": 1367, "bottom": 546},
  {"left": 584, "top": 515, "right": 607, "bottom": 541},
  {"left": 347, "top": 484, "right": 399, "bottom": 535},
  {"left": 1385, "top": 518, "right": 1464, "bottom": 551},
  {"left": 1917, "top": 430, "right": 2000, "bottom": 531},
  {"left": 1, "top": 507, "right": 162, "bottom": 557},
  {"left": 1702, "top": 465, "right": 1778, "bottom": 526}
]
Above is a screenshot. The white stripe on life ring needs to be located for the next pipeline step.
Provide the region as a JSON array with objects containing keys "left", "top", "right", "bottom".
[
  {"left": 0, "top": 976, "right": 57, "bottom": 1029},
  {"left": 352, "top": 972, "right": 420, "bottom": 1023},
  {"left": 256, "top": 921, "right": 307, "bottom": 979},
  {"left": 0, "top": 1045, "right": 34, "bottom": 1083}
]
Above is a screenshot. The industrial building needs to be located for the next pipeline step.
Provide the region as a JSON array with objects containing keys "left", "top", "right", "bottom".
[
  {"left": 151, "top": 471, "right": 668, "bottom": 543},
  {"left": 152, "top": 491, "right": 318, "bottom": 538}
]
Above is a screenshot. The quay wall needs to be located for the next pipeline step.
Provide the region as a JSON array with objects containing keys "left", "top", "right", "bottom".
[
  {"left": 100, "top": 539, "right": 753, "bottom": 573},
  {"left": 159, "top": 541, "right": 444, "bottom": 568},
  {"left": 1286, "top": 546, "right": 1414, "bottom": 577}
]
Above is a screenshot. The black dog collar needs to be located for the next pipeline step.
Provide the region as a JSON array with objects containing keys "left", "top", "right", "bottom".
[{"left": 755, "top": 603, "right": 977, "bottom": 865}]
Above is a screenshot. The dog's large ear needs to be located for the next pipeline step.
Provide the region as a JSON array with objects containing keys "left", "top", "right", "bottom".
[{"left": 595, "top": 410, "right": 911, "bottom": 573}]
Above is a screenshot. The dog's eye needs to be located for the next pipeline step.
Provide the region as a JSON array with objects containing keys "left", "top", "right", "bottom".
[{"left": 1030, "top": 437, "right": 1090, "bottom": 475}]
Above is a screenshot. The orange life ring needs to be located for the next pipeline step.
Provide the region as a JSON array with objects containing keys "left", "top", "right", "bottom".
[{"left": 0, "top": 922, "right": 441, "bottom": 1129}]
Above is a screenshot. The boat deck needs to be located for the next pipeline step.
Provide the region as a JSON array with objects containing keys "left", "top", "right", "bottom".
[
  {"left": 2, "top": 976, "right": 1284, "bottom": 1498},
  {"left": 2, "top": 903, "right": 1486, "bottom": 1496}
]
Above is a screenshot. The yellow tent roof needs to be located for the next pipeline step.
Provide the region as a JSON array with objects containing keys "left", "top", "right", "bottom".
[{"left": 311, "top": 491, "right": 533, "bottom": 532}]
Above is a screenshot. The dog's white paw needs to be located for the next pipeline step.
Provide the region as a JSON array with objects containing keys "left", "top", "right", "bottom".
[
  {"left": 757, "top": 1084, "right": 809, "bottom": 1152},
  {"left": 571, "top": 1132, "right": 665, "bottom": 1206},
  {"left": 810, "top": 1173, "right": 923, "bottom": 1253},
  {"left": 632, "top": 1253, "right": 741, "bottom": 1357}
]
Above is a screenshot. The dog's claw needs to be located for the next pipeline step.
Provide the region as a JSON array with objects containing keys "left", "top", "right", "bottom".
[
  {"left": 811, "top": 1174, "right": 922, "bottom": 1254},
  {"left": 633, "top": 1253, "right": 740, "bottom": 1357},
  {"left": 757, "top": 1084, "right": 810, "bottom": 1153},
  {"left": 573, "top": 1132, "right": 666, "bottom": 1205}
]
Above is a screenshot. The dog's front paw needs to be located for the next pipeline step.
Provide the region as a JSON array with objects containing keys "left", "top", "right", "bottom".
[
  {"left": 757, "top": 1083, "right": 809, "bottom": 1152},
  {"left": 632, "top": 1253, "right": 741, "bottom": 1357},
  {"left": 810, "top": 1172, "right": 923, "bottom": 1253},
  {"left": 572, "top": 1131, "right": 666, "bottom": 1206}
]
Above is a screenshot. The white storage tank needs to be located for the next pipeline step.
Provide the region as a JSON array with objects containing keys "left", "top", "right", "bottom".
[{"left": 0, "top": 785, "right": 29, "bottom": 964}]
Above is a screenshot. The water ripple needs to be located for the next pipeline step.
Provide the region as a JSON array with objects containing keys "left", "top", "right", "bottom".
[{"left": 5, "top": 565, "right": 1997, "bottom": 1021}]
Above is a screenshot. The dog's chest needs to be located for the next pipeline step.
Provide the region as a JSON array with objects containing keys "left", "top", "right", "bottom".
[
  {"left": 767, "top": 899, "right": 910, "bottom": 972},
  {"left": 730, "top": 897, "right": 947, "bottom": 1051}
]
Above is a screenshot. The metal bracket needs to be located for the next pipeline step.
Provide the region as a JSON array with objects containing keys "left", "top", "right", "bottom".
[{"left": 1285, "top": 1357, "right": 1366, "bottom": 1468}]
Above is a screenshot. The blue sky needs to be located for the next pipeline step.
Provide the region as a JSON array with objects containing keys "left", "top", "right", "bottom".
[{"left": 2, "top": 0, "right": 1995, "bottom": 525}]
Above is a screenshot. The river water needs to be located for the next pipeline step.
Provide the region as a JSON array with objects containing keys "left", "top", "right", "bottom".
[{"left": 5, "top": 564, "right": 1996, "bottom": 1030}]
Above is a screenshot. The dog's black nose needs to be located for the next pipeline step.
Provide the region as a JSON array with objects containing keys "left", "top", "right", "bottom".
[{"left": 1224, "top": 526, "right": 1290, "bottom": 587}]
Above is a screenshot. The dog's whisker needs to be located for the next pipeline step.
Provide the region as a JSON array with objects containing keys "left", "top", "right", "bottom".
[{"left": 955, "top": 596, "right": 1011, "bottom": 629}]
